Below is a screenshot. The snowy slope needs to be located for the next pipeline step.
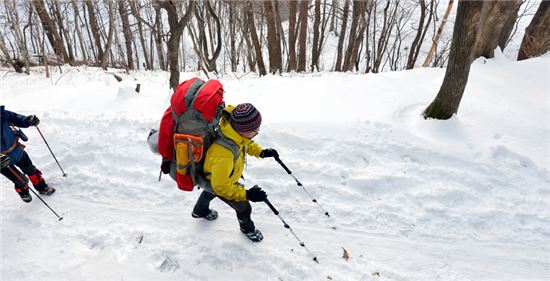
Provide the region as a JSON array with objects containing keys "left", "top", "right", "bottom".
[{"left": 1, "top": 55, "right": 549, "bottom": 281}]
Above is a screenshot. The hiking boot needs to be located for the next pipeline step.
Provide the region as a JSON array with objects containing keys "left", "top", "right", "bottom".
[
  {"left": 38, "top": 185, "right": 55, "bottom": 195},
  {"left": 18, "top": 189, "right": 32, "bottom": 203},
  {"left": 192, "top": 209, "right": 218, "bottom": 221},
  {"left": 241, "top": 228, "right": 263, "bottom": 242}
]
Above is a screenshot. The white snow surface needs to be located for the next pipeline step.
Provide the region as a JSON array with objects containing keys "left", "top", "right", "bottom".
[{"left": 1, "top": 56, "right": 549, "bottom": 281}]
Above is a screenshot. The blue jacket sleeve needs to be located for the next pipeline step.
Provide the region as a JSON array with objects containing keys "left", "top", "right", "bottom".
[{"left": 2, "top": 109, "right": 29, "bottom": 128}]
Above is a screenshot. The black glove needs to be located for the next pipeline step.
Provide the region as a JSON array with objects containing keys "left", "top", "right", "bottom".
[
  {"left": 26, "top": 115, "right": 40, "bottom": 126},
  {"left": 161, "top": 158, "right": 171, "bottom": 174},
  {"left": 246, "top": 185, "right": 267, "bottom": 202},
  {"left": 0, "top": 154, "right": 10, "bottom": 169},
  {"left": 260, "top": 148, "right": 279, "bottom": 159}
]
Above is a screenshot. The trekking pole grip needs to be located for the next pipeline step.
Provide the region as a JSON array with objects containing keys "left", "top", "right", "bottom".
[
  {"left": 275, "top": 157, "right": 292, "bottom": 175},
  {"left": 264, "top": 199, "right": 279, "bottom": 215}
]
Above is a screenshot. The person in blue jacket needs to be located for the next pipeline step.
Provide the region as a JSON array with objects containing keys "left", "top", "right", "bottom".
[{"left": 1, "top": 106, "right": 55, "bottom": 202}]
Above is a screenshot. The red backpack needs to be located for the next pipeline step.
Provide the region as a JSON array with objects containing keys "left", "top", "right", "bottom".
[{"left": 158, "top": 77, "right": 225, "bottom": 191}]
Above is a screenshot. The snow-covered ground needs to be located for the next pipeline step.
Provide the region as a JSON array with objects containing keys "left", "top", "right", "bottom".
[{"left": 1, "top": 54, "right": 549, "bottom": 281}]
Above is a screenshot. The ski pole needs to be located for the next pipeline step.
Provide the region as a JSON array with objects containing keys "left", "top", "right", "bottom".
[
  {"left": 274, "top": 157, "right": 330, "bottom": 217},
  {"left": 9, "top": 167, "right": 63, "bottom": 221},
  {"left": 264, "top": 198, "right": 319, "bottom": 263},
  {"left": 36, "top": 126, "right": 67, "bottom": 177}
]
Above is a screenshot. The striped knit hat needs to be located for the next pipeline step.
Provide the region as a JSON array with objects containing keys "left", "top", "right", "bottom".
[{"left": 230, "top": 103, "right": 262, "bottom": 132}]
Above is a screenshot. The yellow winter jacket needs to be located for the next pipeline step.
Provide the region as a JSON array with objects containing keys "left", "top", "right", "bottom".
[{"left": 203, "top": 106, "right": 263, "bottom": 201}]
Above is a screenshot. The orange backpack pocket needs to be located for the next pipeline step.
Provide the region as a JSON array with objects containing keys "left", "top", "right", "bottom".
[{"left": 173, "top": 134, "right": 204, "bottom": 175}]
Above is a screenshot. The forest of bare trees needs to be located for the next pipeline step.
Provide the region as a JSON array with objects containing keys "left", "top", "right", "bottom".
[{"left": 0, "top": 1, "right": 548, "bottom": 91}]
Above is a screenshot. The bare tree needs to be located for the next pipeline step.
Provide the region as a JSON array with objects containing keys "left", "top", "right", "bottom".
[
  {"left": 33, "top": 0, "right": 70, "bottom": 63},
  {"left": 335, "top": 0, "right": 350, "bottom": 71},
  {"left": 101, "top": 0, "right": 116, "bottom": 70},
  {"left": 156, "top": 0, "right": 195, "bottom": 89},
  {"left": 405, "top": 0, "right": 434, "bottom": 69},
  {"left": 189, "top": 0, "right": 222, "bottom": 73},
  {"left": 50, "top": 1, "right": 75, "bottom": 63},
  {"left": 4, "top": 0, "right": 31, "bottom": 73},
  {"left": 297, "top": 0, "right": 309, "bottom": 72},
  {"left": 85, "top": 0, "right": 104, "bottom": 66},
  {"left": 71, "top": 0, "right": 89, "bottom": 63},
  {"left": 518, "top": 1, "right": 550, "bottom": 60},
  {"left": 287, "top": 0, "right": 299, "bottom": 72},
  {"left": 129, "top": 0, "right": 151, "bottom": 70},
  {"left": 264, "top": 0, "right": 282, "bottom": 74},
  {"left": 422, "top": 0, "right": 454, "bottom": 67},
  {"left": 245, "top": 0, "right": 267, "bottom": 76},
  {"left": 118, "top": 0, "right": 134, "bottom": 70},
  {"left": 423, "top": 0, "right": 522, "bottom": 120},
  {"left": 343, "top": 0, "right": 367, "bottom": 71},
  {"left": 311, "top": 0, "right": 321, "bottom": 72}
]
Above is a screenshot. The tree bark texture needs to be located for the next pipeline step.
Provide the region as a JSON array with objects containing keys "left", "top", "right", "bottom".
[
  {"left": 423, "top": 0, "right": 483, "bottom": 120},
  {"left": 33, "top": 0, "right": 70, "bottom": 63},
  {"left": 264, "top": 0, "right": 282, "bottom": 74},
  {"left": 245, "top": 1, "right": 267, "bottom": 76},
  {"left": 518, "top": 1, "right": 550, "bottom": 60},
  {"left": 472, "top": 0, "right": 522, "bottom": 59},
  {"left": 297, "top": 0, "right": 309, "bottom": 72}
]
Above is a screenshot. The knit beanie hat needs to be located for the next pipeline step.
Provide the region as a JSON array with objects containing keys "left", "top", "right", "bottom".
[{"left": 230, "top": 103, "right": 262, "bottom": 132}]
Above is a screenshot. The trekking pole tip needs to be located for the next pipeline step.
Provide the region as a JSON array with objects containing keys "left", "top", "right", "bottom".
[
  {"left": 62, "top": 173, "right": 67, "bottom": 177},
  {"left": 58, "top": 217, "right": 64, "bottom": 221},
  {"left": 325, "top": 212, "right": 330, "bottom": 217},
  {"left": 313, "top": 257, "right": 319, "bottom": 263}
]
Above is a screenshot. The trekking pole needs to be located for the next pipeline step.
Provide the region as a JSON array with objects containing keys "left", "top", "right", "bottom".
[
  {"left": 274, "top": 157, "right": 330, "bottom": 217},
  {"left": 264, "top": 198, "right": 319, "bottom": 264},
  {"left": 36, "top": 127, "right": 67, "bottom": 177},
  {"left": 9, "top": 167, "right": 63, "bottom": 221}
]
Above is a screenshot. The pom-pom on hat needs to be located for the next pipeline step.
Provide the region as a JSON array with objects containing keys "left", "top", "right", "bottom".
[{"left": 230, "top": 103, "right": 262, "bottom": 132}]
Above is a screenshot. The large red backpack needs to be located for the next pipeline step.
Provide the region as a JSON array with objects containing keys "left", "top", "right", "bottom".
[{"left": 158, "top": 77, "right": 225, "bottom": 191}]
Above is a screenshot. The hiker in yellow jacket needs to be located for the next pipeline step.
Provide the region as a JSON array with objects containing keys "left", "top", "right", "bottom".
[{"left": 192, "top": 103, "right": 278, "bottom": 242}]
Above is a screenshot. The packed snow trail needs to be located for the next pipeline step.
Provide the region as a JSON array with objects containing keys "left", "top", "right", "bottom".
[{"left": 1, "top": 56, "right": 549, "bottom": 280}]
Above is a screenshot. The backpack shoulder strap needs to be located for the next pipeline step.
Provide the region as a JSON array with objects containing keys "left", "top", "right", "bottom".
[{"left": 214, "top": 130, "right": 240, "bottom": 162}]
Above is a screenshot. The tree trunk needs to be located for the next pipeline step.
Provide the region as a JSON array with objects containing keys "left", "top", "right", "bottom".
[
  {"left": 0, "top": 31, "right": 14, "bottom": 67},
  {"left": 329, "top": 0, "right": 338, "bottom": 33},
  {"left": 422, "top": 0, "right": 454, "bottom": 67},
  {"left": 297, "top": 0, "right": 309, "bottom": 72},
  {"left": 129, "top": 0, "right": 151, "bottom": 70},
  {"left": 335, "top": 0, "right": 350, "bottom": 71},
  {"left": 473, "top": 0, "right": 522, "bottom": 59},
  {"left": 51, "top": 1, "right": 75, "bottom": 63},
  {"left": 423, "top": 0, "right": 483, "bottom": 120},
  {"left": 85, "top": 0, "right": 103, "bottom": 66},
  {"left": 157, "top": 0, "right": 195, "bottom": 90},
  {"left": 264, "top": 0, "right": 282, "bottom": 74},
  {"left": 311, "top": 0, "right": 321, "bottom": 72},
  {"left": 518, "top": 1, "right": 550, "bottom": 60},
  {"left": 101, "top": 0, "right": 115, "bottom": 70},
  {"left": 245, "top": 1, "right": 267, "bottom": 76},
  {"left": 343, "top": 0, "right": 365, "bottom": 71},
  {"left": 406, "top": 0, "right": 433, "bottom": 69},
  {"left": 4, "top": 0, "right": 31, "bottom": 73},
  {"left": 229, "top": 1, "right": 237, "bottom": 72},
  {"left": 71, "top": 0, "right": 88, "bottom": 62},
  {"left": 118, "top": 0, "right": 134, "bottom": 70},
  {"left": 33, "top": 0, "right": 70, "bottom": 63},
  {"left": 287, "top": 0, "right": 298, "bottom": 72},
  {"left": 152, "top": 6, "right": 165, "bottom": 70}
]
